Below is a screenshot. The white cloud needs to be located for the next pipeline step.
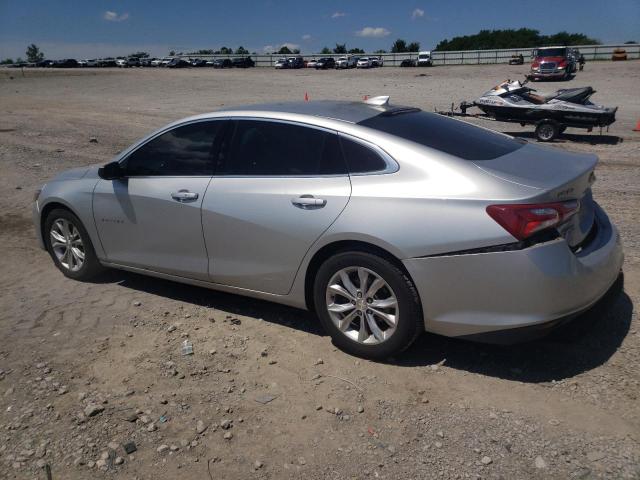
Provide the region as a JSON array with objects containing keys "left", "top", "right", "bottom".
[
  {"left": 262, "top": 42, "right": 300, "bottom": 53},
  {"left": 355, "top": 27, "right": 391, "bottom": 38},
  {"left": 103, "top": 11, "right": 130, "bottom": 22},
  {"left": 331, "top": 12, "right": 346, "bottom": 18},
  {"left": 412, "top": 8, "right": 425, "bottom": 19},
  {"left": 302, "top": 34, "right": 312, "bottom": 41}
]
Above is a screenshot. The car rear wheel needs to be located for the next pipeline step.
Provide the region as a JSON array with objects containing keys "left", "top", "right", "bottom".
[
  {"left": 44, "top": 208, "right": 104, "bottom": 280},
  {"left": 314, "top": 251, "right": 423, "bottom": 359}
]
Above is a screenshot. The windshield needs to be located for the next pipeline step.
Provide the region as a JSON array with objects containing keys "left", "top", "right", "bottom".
[
  {"left": 358, "top": 110, "right": 524, "bottom": 160},
  {"left": 418, "top": 54, "right": 430, "bottom": 59},
  {"left": 535, "top": 48, "right": 567, "bottom": 57}
]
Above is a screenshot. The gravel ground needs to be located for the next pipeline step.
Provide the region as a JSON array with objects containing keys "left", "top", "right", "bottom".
[{"left": 0, "top": 62, "right": 639, "bottom": 480}]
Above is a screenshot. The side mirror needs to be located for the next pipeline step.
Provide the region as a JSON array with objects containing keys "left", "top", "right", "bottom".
[{"left": 98, "top": 161, "right": 125, "bottom": 180}]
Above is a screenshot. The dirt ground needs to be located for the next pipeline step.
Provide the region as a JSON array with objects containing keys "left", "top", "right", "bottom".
[{"left": 0, "top": 62, "right": 639, "bottom": 480}]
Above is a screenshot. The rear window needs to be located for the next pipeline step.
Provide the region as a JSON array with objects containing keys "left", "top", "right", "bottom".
[{"left": 358, "top": 110, "right": 524, "bottom": 160}]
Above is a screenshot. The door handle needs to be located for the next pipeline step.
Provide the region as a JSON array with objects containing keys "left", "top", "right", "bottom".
[
  {"left": 171, "top": 190, "right": 199, "bottom": 202},
  {"left": 291, "top": 195, "right": 327, "bottom": 209}
]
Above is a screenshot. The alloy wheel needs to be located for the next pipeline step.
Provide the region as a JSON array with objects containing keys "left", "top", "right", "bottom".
[
  {"left": 50, "top": 218, "right": 85, "bottom": 272},
  {"left": 325, "top": 266, "right": 398, "bottom": 344}
]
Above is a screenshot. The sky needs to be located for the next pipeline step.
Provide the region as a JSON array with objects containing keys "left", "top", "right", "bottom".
[{"left": 1, "top": 0, "right": 639, "bottom": 59}]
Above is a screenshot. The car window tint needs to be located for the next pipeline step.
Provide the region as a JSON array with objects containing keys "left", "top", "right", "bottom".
[
  {"left": 339, "top": 137, "right": 388, "bottom": 173},
  {"left": 358, "top": 110, "right": 523, "bottom": 160},
  {"left": 125, "top": 121, "right": 221, "bottom": 176},
  {"left": 221, "top": 120, "right": 347, "bottom": 176}
]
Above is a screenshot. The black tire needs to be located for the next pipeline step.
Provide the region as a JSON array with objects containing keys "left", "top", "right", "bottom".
[
  {"left": 535, "top": 121, "right": 559, "bottom": 142},
  {"left": 313, "top": 251, "right": 423, "bottom": 360},
  {"left": 44, "top": 208, "right": 104, "bottom": 280}
]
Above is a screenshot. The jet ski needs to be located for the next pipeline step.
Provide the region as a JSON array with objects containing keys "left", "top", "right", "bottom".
[{"left": 448, "top": 79, "right": 617, "bottom": 141}]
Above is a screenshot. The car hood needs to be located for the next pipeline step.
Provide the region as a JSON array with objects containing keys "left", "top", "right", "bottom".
[
  {"left": 49, "top": 164, "right": 102, "bottom": 182},
  {"left": 534, "top": 56, "right": 566, "bottom": 63}
]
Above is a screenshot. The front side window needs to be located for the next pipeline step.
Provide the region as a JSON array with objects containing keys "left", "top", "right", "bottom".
[
  {"left": 125, "top": 121, "right": 223, "bottom": 176},
  {"left": 219, "top": 120, "right": 347, "bottom": 176}
]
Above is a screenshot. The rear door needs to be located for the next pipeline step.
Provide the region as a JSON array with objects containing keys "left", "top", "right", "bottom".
[
  {"left": 201, "top": 119, "right": 351, "bottom": 294},
  {"left": 93, "top": 120, "right": 226, "bottom": 279}
]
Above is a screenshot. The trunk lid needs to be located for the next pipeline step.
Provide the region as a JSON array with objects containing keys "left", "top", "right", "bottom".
[{"left": 474, "top": 143, "right": 597, "bottom": 247}]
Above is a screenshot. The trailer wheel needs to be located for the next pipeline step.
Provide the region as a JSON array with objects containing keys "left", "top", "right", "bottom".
[{"left": 535, "top": 121, "right": 559, "bottom": 142}]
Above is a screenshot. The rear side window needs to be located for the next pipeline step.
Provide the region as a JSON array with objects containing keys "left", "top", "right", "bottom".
[
  {"left": 339, "top": 137, "right": 388, "bottom": 173},
  {"left": 358, "top": 111, "right": 524, "bottom": 160},
  {"left": 125, "top": 121, "right": 222, "bottom": 176},
  {"left": 219, "top": 120, "right": 347, "bottom": 176}
]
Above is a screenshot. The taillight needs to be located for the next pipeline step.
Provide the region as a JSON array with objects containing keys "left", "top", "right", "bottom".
[{"left": 486, "top": 201, "right": 580, "bottom": 240}]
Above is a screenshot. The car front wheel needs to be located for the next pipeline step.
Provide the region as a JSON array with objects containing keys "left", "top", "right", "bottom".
[
  {"left": 44, "top": 208, "right": 104, "bottom": 280},
  {"left": 314, "top": 251, "right": 423, "bottom": 359}
]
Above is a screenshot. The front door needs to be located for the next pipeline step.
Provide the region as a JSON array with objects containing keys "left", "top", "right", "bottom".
[
  {"left": 202, "top": 119, "right": 352, "bottom": 294},
  {"left": 93, "top": 120, "right": 225, "bottom": 280}
]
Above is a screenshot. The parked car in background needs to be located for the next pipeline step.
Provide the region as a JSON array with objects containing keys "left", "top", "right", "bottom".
[
  {"left": 508, "top": 53, "right": 525, "bottom": 65},
  {"left": 54, "top": 59, "right": 79, "bottom": 68},
  {"left": 140, "top": 58, "right": 155, "bottom": 67},
  {"left": 150, "top": 58, "right": 163, "bottom": 67},
  {"left": 161, "top": 57, "right": 173, "bottom": 67},
  {"left": 274, "top": 58, "right": 288, "bottom": 69},
  {"left": 190, "top": 58, "right": 207, "bottom": 67},
  {"left": 528, "top": 46, "right": 576, "bottom": 81},
  {"left": 98, "top": 58, "right": 117, "bottom": 67},
  {"left": 116, "top": 59, "right": 127, "bottom": 68},
  {"left": 356, "top": 57, "right": 373, "bottom": 68},
  {"left": 34, "top": 98, "right": 623, "bottom": 359},
  {"left": 400, "top": 58, "right": 416, "bottom": 67},
  {"left": 287, "top": 56, "right": 304, "bottom": 69},
  {"left": 306, "top": 59, "right": 318, "bottom": 68},
  {"left": 127, "top": 57, "right": 141, "bottom": 68},
  {"left": 232, "top": 57, "right": 255, "bottom": 68},
  {"left": 417, "top": 51, "right": 433, "bottom": 67},
  {"left": 611, "top": 48, "right": 627, "bottom": 61},
  {"left": 78, "top": 59, "right": 97, "bottom": 67},
  {"left": 316, "top": 57, "right": 336, "bottom": 69},
  {"left": 167, "top": 58, "right": 191, "bottom": 68},
  {"left": 336, "top": 56, "right": 358, "bottom": 69},
  {"left": 209, "top": 58, "right": 233, "bottom": 68},
  {"left": 371, "top": 56, "right": 384, "bottom": 67},
  {"left": 36, "top": 59, "right": 54, "bottom": 67}
]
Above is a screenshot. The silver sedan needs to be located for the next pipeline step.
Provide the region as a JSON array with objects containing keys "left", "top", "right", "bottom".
[{"left": 33, "top": 97, "right": 623, "bottom": 359}]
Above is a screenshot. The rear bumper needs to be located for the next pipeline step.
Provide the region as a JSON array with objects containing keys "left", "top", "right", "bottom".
[{"left": 403, "top": 203, "right": 623, "bottom": 340}]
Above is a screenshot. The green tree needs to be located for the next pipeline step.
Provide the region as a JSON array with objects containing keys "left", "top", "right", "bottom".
[
  {"left": 277, "top": 45, "right": 292, "bottom": 54},
  {"left": 320, "top": 47, "right": 332, "bottom": 54},
  {"left": 333, "top": 43, "right": 347, "bottom": 54},
  {"left": 407, "top": 42, "right": 420, "bottom": 52},
  {"left": 129, "top": 51, "right": 150, "bottom": 58},
  {"left": 292, "top": 48, "right": 301, "bottom": 54},
  {"left": 0, "top": 58, "right": 14, "bottom": 64},
  {"left": 169, "top": 50, "right": 176, "bottom": 56},
  {"left": 391, "top": 39, "right": 408, "bottom": 53},
  {"left": 348, "top": 48, "right": 364, "bottom": 54},
  {"left": 235, "top": 46, "right": 249, "bottom": 54},
  {"left": 374, "top": 49, "right": 387, "bottom": 54},
  {"left": 218, "top": 46, "right": 232, "bottom": 55},
  {"left": 435, "top": 28, "right": 600, "bottom": 51},
  {"left": 26, "top": 44, "right": 44, "bottom": 63},
  {"left": 624, "top": 40, "right": 637, "bottom": 44}
]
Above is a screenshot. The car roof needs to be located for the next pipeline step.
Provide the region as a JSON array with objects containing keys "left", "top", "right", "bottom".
[{"left": 214, "top": 100, "right": 402, "bottom": 124}]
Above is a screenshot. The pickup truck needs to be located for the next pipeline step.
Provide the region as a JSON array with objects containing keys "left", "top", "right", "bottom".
[{"left": 528, "top": 46, "right": 576, "bottom": 81}]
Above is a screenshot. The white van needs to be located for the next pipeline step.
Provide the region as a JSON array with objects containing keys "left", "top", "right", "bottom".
[{"left": 417, "top": 51, "right": 432, "bottom": 67}]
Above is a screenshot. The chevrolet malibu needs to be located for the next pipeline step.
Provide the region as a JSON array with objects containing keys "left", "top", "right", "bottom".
[{"left": 33, "top": 97, "right": 623, "bottom": 359}]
